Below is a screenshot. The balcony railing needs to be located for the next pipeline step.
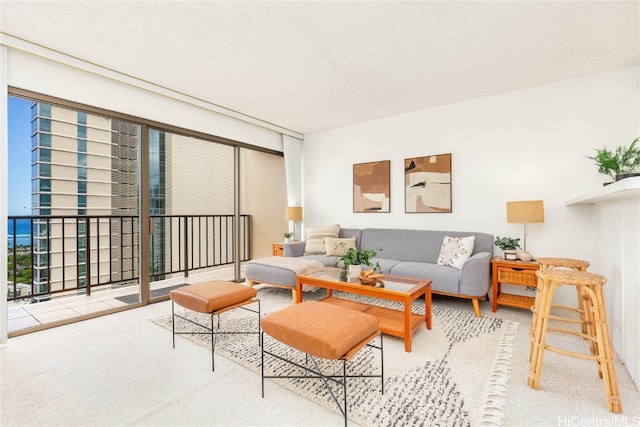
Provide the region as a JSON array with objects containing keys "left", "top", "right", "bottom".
[{"left": 7, "top": 214, "right": 252, "bottom": 302}]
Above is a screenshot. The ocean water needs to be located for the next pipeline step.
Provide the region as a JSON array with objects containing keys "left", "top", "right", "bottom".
[{"left": 7, "top": 220, "right": 32, "bottom": 248}]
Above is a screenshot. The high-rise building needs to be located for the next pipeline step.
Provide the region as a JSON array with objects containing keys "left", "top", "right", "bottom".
[{"left": 30, "top": 103, "right": 149, "bottom": 294}]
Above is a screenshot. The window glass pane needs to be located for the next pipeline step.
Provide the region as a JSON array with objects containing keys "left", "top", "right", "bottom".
[
  {"left": 40, "top": 104, "right": 51, "bottom": 118},
  {"left": 40, "top": 163, "right": 51, "bottom": 177},
  {"left": 39, "top": 194, "right": 51, "bottom": 207},
  {"left": 78, "top": 126, "right": 87, "bottom": 139},
  {"left": 39, "top": 148, "right": 51, "bottom": 162},
  {"left": 77, "top": 153, "right": 87, "bottom": 167},
  {"left": 77, "top": 167, "right": 87, "bottom": 180},
  {"left": 40, "top": 179, "right": 51, "bottom": 192},
  {"left": 77, "top": 112, "right": 87, "bottom": 125},
  {"left": 39, "top": 118, "right": 51, "bottom": 133},
  {"left": 40, "top": 133, "right": 51, "bottom": 147},
  {"left": 78, "top": 139, "right": 86, "bottom": 152},
  {"left": 77, "top": 181, "right": 87, "bottom": 193}
]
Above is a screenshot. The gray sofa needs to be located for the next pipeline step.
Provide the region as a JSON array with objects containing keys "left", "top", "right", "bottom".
[{"left": 284, "top": 228, "right": 493, "bottom": 316}]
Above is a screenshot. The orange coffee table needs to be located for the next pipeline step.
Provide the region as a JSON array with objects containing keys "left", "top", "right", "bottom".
[{"left": 296, "top": 268, "right": 431, "bottom": 352}]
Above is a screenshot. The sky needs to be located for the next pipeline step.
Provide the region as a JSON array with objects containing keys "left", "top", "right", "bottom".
[{"left": 7, "top": 96, "right": 32, "bottom": 216}]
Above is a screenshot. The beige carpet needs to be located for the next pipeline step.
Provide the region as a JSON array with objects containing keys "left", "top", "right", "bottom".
[{"left": 154, "top": 287, "right": 520, "bottom": 426}]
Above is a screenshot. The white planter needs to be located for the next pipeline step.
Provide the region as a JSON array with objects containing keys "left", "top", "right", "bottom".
[{"left": 347, "top": 264, "right": 362, "bottom": 279}]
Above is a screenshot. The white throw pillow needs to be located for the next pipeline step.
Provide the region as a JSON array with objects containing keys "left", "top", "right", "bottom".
[
  {"left": 324, "top": 237, "right": 357, "bottom": 256},
  {"left": 437, "top": 236, "right": 475, "bottom": 269},
  {"left": 304, "top": 224, "right": 340, "bottom": 254}
]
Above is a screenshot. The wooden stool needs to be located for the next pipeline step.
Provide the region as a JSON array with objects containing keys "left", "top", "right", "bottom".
[
  {"left": 261, "top": 301, "right": 383, "bottom": 426},
  {"left": 529, "top": 257, "right": 592, "bottom": 361},
  {"left": 170, "top": 281, "right": 260, "bottom": 371},
  {"left": 528, "top": 269, "right": 622, "bottom": 413}
]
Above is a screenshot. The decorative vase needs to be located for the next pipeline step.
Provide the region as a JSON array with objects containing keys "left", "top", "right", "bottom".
[
  {"left": 503, "top": 250, "right": 518, "bottom": 261},
  {"left": 284, "top": 237, "right": 291, "bottom": 244},
  {"left": 347, "top": 264, "right": 362, "bottom": 280},
  {"left": 519, "top": 251, "right": 533, "bottom": 262}
]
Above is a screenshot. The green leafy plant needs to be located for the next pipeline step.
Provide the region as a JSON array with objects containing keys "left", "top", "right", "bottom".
[
  {"left": 283, "top": 232, "right": 293, "bottom": 239},
  {"left": 334, "top": 243, "right": 382, "bottom": 272},
  {"left": 494, "top": 236, "right": 521, "bottom": 251},
  {"left": 586, "top": 137, "right": 640, "bottom": 181}
]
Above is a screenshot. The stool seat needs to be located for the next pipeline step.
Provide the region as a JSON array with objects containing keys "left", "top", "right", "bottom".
[
  {"left": 261, "top": 301, "right": 383, "bottom": 426},
  {"left": 536, "top": 257, "right": 590, "bottom": 271},
  {"left": 535, "top": 269, "right": 605, "bottom": 286},
  {"left": 170, "top": 281, "right": 257, "bottom": 313},
  {"left": 170, "top": 281, "right": 260, "bottom": 371},
  {"left": 261, "top": 301, "right": 380, "bottom": 360}
]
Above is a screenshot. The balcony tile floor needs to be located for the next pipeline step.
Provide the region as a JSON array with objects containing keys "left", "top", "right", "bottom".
[{"left": 7, "top": 265, "right": 243, "bottom": 335}]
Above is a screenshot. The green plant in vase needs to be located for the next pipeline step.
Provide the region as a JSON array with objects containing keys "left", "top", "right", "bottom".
[
  {"left": 494, "top": 236, "right": 521, "bottom": 261},
  {"left": 334, "top": 244, "right": 382, "bottom": 279},
  {"left": 586, "top": 137, "right": 640, "bottom": 183}
]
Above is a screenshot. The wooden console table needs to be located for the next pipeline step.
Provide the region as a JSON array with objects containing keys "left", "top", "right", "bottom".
[{"left": 491, "top": 258, "right": 540, "bottom": 312}]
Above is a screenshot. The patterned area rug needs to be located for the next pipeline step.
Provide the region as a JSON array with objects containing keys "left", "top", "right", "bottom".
[{"left": 152, "top": 287, "right": 519, "bottom": 426}]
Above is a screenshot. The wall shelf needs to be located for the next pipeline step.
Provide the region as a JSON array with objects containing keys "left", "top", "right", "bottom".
[{"left": 566, "top": 176, "right": 640, "bottom": 205}]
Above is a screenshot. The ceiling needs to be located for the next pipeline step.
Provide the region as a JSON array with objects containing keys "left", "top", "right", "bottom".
[{"left": 1, "top": 1, "right": 638, "bottom": 135}]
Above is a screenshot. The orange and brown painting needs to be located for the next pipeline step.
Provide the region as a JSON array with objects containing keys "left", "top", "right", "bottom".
[
  {"left": 353, "top": 160, "right": 390, "bottom": 213},
  {"left": 404, "top": 153, "right": 452, "bottom": 213}
]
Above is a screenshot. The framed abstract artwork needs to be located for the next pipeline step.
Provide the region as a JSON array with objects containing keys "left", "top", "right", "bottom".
[
  {"left": 404, "top": 153, "right": 452, "bottom": 213},
  {"left": 353, "top": 160, "right": 390, "bottom": 213}
]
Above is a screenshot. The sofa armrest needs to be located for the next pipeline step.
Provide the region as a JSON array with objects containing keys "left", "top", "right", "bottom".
[
  {"left": 459, "top": 251, "right": 492, "bottom": 297},
  {"left": 284, "top": 241, "right": 306, "bottom": 257}
]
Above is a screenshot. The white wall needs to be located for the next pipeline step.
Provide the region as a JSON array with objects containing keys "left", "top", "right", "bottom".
[
  {"left": 303, "top": 67, "right": 637, "bottom": 259},
  {"left": 303, "top": 66, "right": 639, "bottom": 384}
]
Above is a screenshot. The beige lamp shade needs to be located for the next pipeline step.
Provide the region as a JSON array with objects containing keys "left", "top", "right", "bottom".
[
  {"left": 285, "top": 206, "right": 303, "bottom": 221},
  {"left": 506, "top": 200, "right": 544, "bottom": 224}
]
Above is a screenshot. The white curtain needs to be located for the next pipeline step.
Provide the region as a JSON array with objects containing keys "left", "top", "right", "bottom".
[{"left": 283, "top": 135, "right": 303, "bottom": 240}]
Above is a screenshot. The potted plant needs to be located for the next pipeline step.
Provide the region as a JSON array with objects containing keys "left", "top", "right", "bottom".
[
  {"left": 335, "top": 245, "right": 382, "bottom": 279},
  {"left": 494, "top": 236, "right": 521, "bottom": 261},
  {"left": 586, "top": 137, "right": 640, "bottom": 184},
  {"left": 283, "top": 232, "right": 293, "bottom": 243}
]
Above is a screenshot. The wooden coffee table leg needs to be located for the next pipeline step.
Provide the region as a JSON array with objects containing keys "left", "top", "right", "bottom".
[
  {"left": 404, "top": 300, "right": 412, "bottom": 352},
  {"left": 425, "top": 288, "right": 432, "bottom": 330}
]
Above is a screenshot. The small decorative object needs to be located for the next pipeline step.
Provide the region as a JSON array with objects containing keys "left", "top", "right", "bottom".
[
  {"left": 359, "top": 269, "right": 384, "bottom": 286},
  {"left": 353, "top": 160, "right": 390, "bottom": 213},
  {"left": 494, "top": 236, "right": 521, "bottom": 261},
  {"left": 405, "top": 153, "right": 452, "bottom": 213},
  {"left": 519, "top": 251, "right": 533, "bottom": 262},
  {"left": 336, "top": 245, "right": 382, "bottom": 279},
  {"left": 283, "top": 232, "right": 293, "bottom": 244},
  {"left": 586, "top": 137, "right": 640, "bottom": 184}
]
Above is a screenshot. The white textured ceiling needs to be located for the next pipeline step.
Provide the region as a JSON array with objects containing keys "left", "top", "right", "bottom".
[{"left": 1, "top": 1, "right": 638, "bottom": 134}]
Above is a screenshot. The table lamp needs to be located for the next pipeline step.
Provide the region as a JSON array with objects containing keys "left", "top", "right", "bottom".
[
  {"left": 285, "top": 206, "right": 303, "bottom": 241},
  {"left": 506, "top": 200, "right": 544, "bottom": 253}
]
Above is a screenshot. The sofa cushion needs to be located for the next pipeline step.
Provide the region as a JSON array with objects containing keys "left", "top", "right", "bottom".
[
  {"left": 390, "top": 262, "right": 461, "bottom": 294},
  {"left": 325, "top": 237, "right": 357, "bottom": 256},
  {"left": 305, "top": 224, "right": 340, "bottom": 254},
  {"left": 437, "top": 236, "right": 475, "bottom": 269}
]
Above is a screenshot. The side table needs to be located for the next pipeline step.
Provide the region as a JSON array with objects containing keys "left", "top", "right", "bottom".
[
  {"left": 271, "top": 243, "right": 284, "bottom": 256},
  {"left": 491, "top": 257, "right": 540, "bottom": 312}
]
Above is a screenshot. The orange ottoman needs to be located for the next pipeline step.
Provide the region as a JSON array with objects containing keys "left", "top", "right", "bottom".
[
  {"left": 260, "top": 301, "right": 383, "bottom": 426},
  {"left": 170, "top": 281, "right": 260, "bottom": 371}
]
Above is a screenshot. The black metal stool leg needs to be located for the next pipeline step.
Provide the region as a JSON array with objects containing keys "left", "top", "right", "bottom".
[{"left": 171, "top": 301, "right": 176, "bottom": 348}]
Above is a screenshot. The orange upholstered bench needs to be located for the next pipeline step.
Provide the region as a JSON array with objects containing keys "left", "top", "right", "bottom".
[
  {"left": 170, "top": 281, "right": 260, "bottom": 371},
  {"left": 260, "top": 301, "right": 383, "bottom": 426}
]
